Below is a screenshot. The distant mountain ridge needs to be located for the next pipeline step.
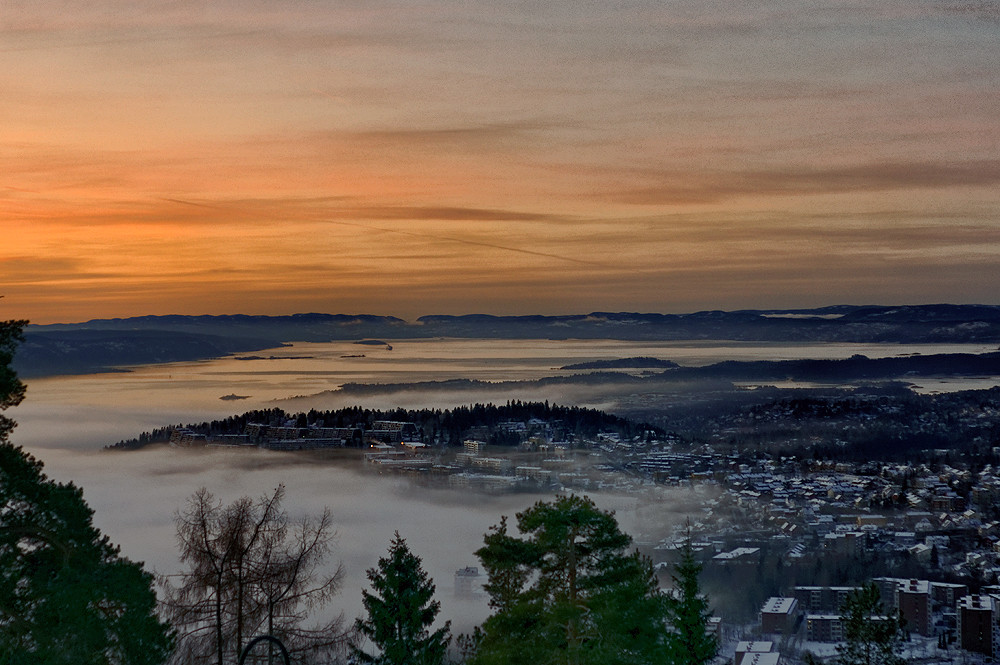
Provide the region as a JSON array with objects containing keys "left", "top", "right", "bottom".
[{"left": 15, "top": 304, "right": 1000, "bottom": 378}]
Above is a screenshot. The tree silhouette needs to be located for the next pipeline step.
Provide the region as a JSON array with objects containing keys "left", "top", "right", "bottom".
[
  {"left": 162, "top": 486, "right": 346, "bottom": 664},
  {"left": 0, "top": 318, "right": 173, "bottom": 664},
  {"left": 836, "top": 583, "right": 907, "bottom": 665},
  {"left": 473, "top": 494, "right": 669, "bottom": 665},
  {"left": 353, "top": 533, "right": 451, "bottom": 665},
  {"left": 664, "top": 538, "right": 717, "bottom": 665}
]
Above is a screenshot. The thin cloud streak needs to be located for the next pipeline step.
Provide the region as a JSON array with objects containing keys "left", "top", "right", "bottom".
[
  {"left": 612, "top": 160, "right": 1000, "bottom": 205},
  {"left": 0, "top": 28, "right": 270, "bottom": 53},
  {"left": 162, "top": 197, "right": 574, "bottom": 223},
  {"left": 320, "top": 219, "right": 609, "bottom": 268}
]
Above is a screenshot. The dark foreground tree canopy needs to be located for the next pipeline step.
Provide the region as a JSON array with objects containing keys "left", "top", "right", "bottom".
[
  {"left": 0, "top": 319, "right": 27, "bottom": 440},
  {"left": 664, "top": 539, "right": 717, "bottom": 665},
  {"left": 0, "top": 319, "right": 173, "bottom": 664},
  {"left": 836, "top": 583, "right": 907, "bottom": 665},
  {"left": 353, "top": 533, "right": 451, "bottom": 665},
  {"left": 471, "top": 494, "right": 685, "bottom": 665},
  {"left": 0, "top": 445, "right": 175, "bottom": 664}
]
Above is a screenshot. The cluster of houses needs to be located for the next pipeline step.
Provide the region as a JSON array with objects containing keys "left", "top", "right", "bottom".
[
  {"left": 632, "top": 448, "right": 1000, "bottom": 662},
  {"left": 755, "top": 577, "right": 1000, "bottom": 658},
  {"left": 169, "top": 419, "right": 419, "bottom": 449},
  {"left": 365, "top": 436, "right": 605, "bottom": 493},
  {"left": 644, "top": 446, "right": 1000, "bottom": 585},
  {"left": 169, "top": 416, "right": 647, "bottom": 493}
]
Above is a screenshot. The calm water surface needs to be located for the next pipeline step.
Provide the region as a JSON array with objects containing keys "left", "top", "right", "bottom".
[{"left": 15, "top": 338, "right": 999, "bottom": 451}]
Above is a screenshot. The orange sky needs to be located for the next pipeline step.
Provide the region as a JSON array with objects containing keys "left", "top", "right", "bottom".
[{"left": 3, "top": 1, "right": 999, "bottom": 324}]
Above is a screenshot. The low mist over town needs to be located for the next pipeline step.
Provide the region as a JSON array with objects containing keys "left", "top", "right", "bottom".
[{"left": 6, "top": 306, "right": 1000, "bottom": 663}]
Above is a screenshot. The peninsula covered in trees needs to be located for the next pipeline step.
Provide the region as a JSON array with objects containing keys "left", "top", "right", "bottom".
[
  {"left": 297, "top": 351, "right": 1000, "bottom": 401},
  {"left": 108, "top": 401, "right": 661, "bottom": 451}
]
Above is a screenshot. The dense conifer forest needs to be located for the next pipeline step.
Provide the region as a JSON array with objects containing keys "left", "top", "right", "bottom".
[{"left": 109, "top": 401, "right": 662, "bottom": 450}]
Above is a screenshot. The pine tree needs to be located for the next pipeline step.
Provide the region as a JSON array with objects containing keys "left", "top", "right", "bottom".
[
  {"left": 354, "top": 533, "right": 451, "bottom": 665},
  {"left": 664, "top": 539, "right": 717, "bottom": 665},
  {"left": 473, "top": 494, "right": 669, "bottom": 665},
  {"left": 0, "top": 319, "right": 174, "bottom": 664}
]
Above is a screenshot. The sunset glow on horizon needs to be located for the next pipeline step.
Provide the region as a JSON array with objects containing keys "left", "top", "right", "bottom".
[{"left": 3, "top": 1, "right": 999, "bottom": 324}]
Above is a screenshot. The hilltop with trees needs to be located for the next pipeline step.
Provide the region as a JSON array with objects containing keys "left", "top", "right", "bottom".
[{"left": 109, "top": 402, "right": 662, "bottom": 451}]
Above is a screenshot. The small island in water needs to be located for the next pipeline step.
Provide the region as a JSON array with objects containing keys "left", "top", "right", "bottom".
[
  {"left": 561, "top": 356, "right": 679, "bottom": 370},
  {"left": 354, "top": 339, "right": 392, "bottom": 350}
]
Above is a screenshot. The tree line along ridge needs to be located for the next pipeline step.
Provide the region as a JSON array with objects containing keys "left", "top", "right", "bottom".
[{"left": 108, "top": 402, "right": 664, "bottom": 451}]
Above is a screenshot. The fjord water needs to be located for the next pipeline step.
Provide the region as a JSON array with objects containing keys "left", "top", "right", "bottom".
[
  {"left": 10, "top": 338, "right": 999, "bottom": 632},
  {"left": 16, "top": 337, "right": 999, "bottom": 451}
]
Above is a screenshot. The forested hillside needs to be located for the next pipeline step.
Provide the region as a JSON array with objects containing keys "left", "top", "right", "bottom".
[{"left": 109, "top": 401, "right": 661, "bottom": 450}]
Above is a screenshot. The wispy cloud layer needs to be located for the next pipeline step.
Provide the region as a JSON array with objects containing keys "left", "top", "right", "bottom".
[
  {"left": 614, "top": 160, "right": 1000, "bottom": 204},
  {"left": 1, "top": 0, "right": 998, "bottom": 321}
]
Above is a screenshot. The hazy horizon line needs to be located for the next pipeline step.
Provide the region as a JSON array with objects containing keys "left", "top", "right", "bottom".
[{"left": 23, "top": 301, "right": 1000, "bottom": 328}]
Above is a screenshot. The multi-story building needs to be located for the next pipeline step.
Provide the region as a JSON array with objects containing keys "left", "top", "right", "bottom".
[
  {"left": 958, "top": 594, "right": 998, "bottom": 657},
  {"left": 244, "top": 424, "right": 363, "bottom": 448},
  {"left": 930, "top": 582, "right": 967, "bottom": 608},
  {"left": 515, "top": 465, "right": 552, "bottom": 483},
  {"left": 929, "top": 492, "right": 964, "bottom": 512},
  {"left": 760, "top": 597, "right": 798, "bottom": 635},
  {"left": 873, "top": 577, "right": 903, "bottom": 610},
  {"left": 469, "top": 456, "right": 513, "bottom": 473},
  {"left": 454, "top": 566, "right": 482, "bottom": 599},
  {"left": 793, "top": 586, "right": 861, "bottom": 613},
  {"left": 823, "top": 532, "right": 864, "bottom": 555},
  {"left": 734, "top": 641, "right": 773, "bottom": 665},
  {"left": 170, "top": 428, "right": 208, "bottom": 446},
  {"left": 805, "top": 615, "right": 843, "bottom": 642},
  {"left": 463, "top": 439, "right": 487, "bottom": 455},
  {"left": 368, "top": 421, "right": 419, "bottom": 443},
  {"left": 706, "top": 616, "right": 723, "bottom": 641},
  {"left": 897, "top": 579, "right": 932, "bottom": 636}
]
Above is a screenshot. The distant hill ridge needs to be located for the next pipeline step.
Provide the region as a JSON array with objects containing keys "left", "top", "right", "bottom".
[
  {"left": 15, "top": 304, "right": 1000, "bottom": 378},
  {"left": 561, "top": 357, "right": 680, "bottom": 370},
  {"left": 30, "top": 304, "right": 1000, "bottom": 330},
  {"left": 293, "top": 351, "right": 1000, "bottom": 400}
]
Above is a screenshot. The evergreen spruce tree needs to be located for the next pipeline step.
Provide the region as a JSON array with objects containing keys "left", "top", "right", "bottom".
[
  {"left": 354, "top": 533, "right": 451, "bottom": 665},
  {"left": 664, "top": 539, "right": 717, "bottom": 665},
  {"left": 836, "top": 583, "right": 907, "bottom": 665}
]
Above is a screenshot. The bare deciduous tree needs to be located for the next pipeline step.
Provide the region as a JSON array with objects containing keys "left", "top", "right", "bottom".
[{"left": 161, "top": 485, "right": 348, "bottom": 664}]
